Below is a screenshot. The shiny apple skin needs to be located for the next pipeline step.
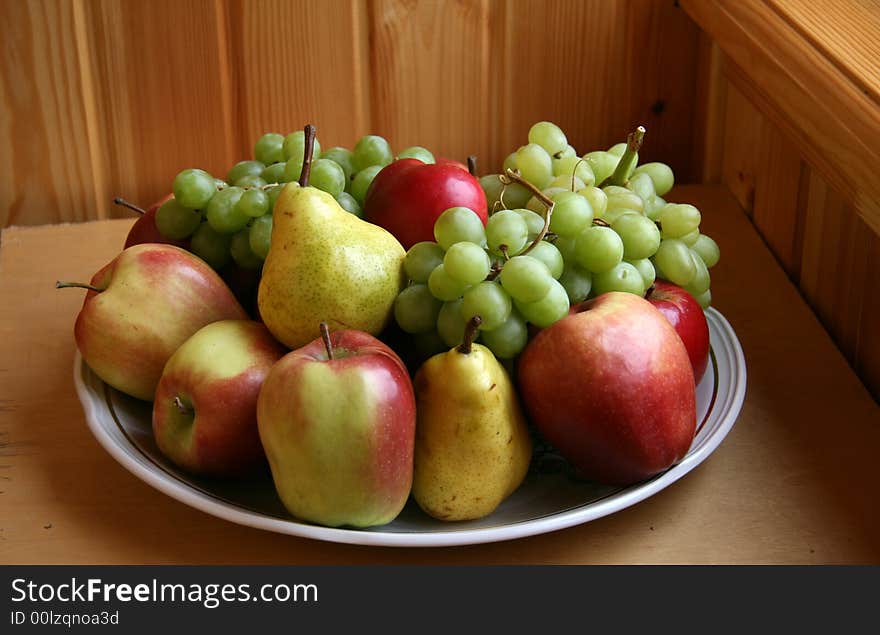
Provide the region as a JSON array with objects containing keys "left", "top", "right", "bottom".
[
  {"left": 363, "top": 159, "right": 488, "bottom": 249},
  {"left": 152, "top": 320, "right": 285, "bottom": 476},
  {"left": 518, "top": 292, "right": 696, "bottom": 486},
  {"left": 647, "top": 280, "right": 711, "bottom": 382},
  {"left": 257, "top": 329, "right": 416, "bottom": 528}
]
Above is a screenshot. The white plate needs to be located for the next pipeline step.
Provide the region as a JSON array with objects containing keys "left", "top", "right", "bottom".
[{"left": 74, "top": 308, "right": 746, "bottom": 547}]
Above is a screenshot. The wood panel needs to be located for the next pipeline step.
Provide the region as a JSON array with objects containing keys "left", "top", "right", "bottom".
[
  {"left": 367, "top": 0, "right": 492, "bottom": 165},
  {"left": 225, "top": 0, "right": 370, "bottom": 153},
  {"left": 718, "top": 83, "right": 803, "bottom": 280},
  {"left": 681, "top": 0, "right": 880, "bottom": 238},
  {"left": 766, "top": 0, "right": 880, "bottom": 106},
  {"left": 0, "top": 0, "right": 104, "bottom": 227},
  {"left": 494, "top": 0, "right": 700, "bottom": 176},
  {"left": 704, "top": 48, "right": 880, "bottom": 400},
  {"left": 78, "top": 0, "right": 238, "bottom": 213},
  {"left": 0, "top": 0, "right": 704, "bottom": 227}
]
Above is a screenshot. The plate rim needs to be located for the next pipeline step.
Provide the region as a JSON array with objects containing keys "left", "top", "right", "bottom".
[{"left": 73, "top": 307, "right": 747, "bottom": 547}]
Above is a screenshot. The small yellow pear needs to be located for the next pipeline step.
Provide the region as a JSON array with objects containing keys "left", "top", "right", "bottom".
[
  {"left": 257, "top": 129, "right": 406, "bottom": 349},
  {"left": 412, "top": 318, "right": 533, "bottom": 521}
]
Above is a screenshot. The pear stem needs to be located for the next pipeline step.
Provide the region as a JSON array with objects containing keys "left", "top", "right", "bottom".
[
  {"left": 113, "top": 197, "right": 145, "bottom": 215},
  {"left": 55, "top": 281, "right": 102, "bottom": 293},
  {"left": 467, "top": 155, "right": 477, "bottom": 176},
  {"left": 602, "top": 125, "right": 645, "bottom": 187},
  {"left": 299, "top": 124, "right": 317, "bottom": 188},
  {"left": 457, "top": 316, "right": 482, "bottom": 355},
  {"left": 173, "top": 396, "right": 193, "bottom": 416},
  {"left": 319, "top": 322, "right": 334, "bottom": 360},
  {"left": 500, "top": 168, "right": 555, "bottom": 256}
]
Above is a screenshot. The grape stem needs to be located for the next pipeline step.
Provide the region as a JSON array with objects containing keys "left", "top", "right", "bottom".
[
  {"left": 299, "top": 124, "right": 317, "bottom": 188},
  {"left": 602, "top": 126, "right": 645, "bottom": 187},
  {"left": 319, "top": 322, "right": 334, "bottom": 360},
  {"left": 467, "top": 155, "right": 477, "bottom": 176},
  {"left": 55, "top": 281, "right": 103, "bottom": 293},
  {"left": 500, "top": 168, "right": 554, "bottom": 256},
  {"left": 113, "top": 197, "right": 145, "bottom": 215},
  {"left": 457, "top": 316, "right": 482, "bottom": 354}
]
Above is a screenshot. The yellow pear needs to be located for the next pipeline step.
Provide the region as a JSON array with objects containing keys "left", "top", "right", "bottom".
[
  {"left": 258, "top": 161, "right": 405, "bottom": 349},
  {"left": 412, "top": 318, "right": 533, "bottom": 521}
]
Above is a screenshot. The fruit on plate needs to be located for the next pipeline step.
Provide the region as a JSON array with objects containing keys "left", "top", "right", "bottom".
[
  {"left": 58, "top": 243, "right": 248, "bottom": 400},
  {"left": 152, "top": 319, "right": 285, "bottom": 476},
  {"left": 257, "top": 324, "right": 416, "bottom": 527},
  {"left": 517, "top": 292, "right": 696, "bottom": 485},
  {"left": 258, "top": 126, "right": 406, "bottom": 349},
  {"left": 412, "top": 317, "right": 532, "bottom": 520},
  {"left": 363, "top": 158, "right": 488, "bottom": 249},
  {"left": 646, "top": 279, "right": 711, "bottom": 382}
]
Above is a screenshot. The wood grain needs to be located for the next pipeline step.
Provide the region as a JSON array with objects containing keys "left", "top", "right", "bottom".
[
  {"left": 0, "top": 0, "right": 704, "bottom": 225},
  {"left": 78, "top": 0, "right": 238, "bottom": 213},
  {"left": 1, "top": 186, "right": 878, "bottom": 564},
  {"left": 691, "top": 32, "right": 726, "bottom": 183},
  {"left": 0, "top": 0, "right": 104, "bottom": 227},
  {"left": 681, "top": 0, "right": 880, "bottom": 237},
  {"left": 225, "top": 0, "right": 371, "bottom": 153},
  {"left": 766, "top": 0, "right": 880, "bottom": 106},
  {"left": 493, "top": 0, "right": 700, "bottom": 175},
  {"left": 367, "top": 0, "right": 492, "bottom": 165}
]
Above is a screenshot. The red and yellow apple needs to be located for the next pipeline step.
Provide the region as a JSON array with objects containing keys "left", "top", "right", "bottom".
[
  {"left": 257, "top": 327, "right": 416, "bottom": 528},
  {"left": 152, "top": 319, "right": 285, "bottom": 476},
  {"left": 63, "top": 243, "right": 247, "bottom": 401}
]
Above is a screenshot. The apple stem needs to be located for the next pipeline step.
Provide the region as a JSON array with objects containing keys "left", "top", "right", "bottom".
[
  {"left": 55, "top": 281, "right": 103, "bottom": 293},
  {"left": 457, "top": 316, "right": 482, "bottom": 355},
  {"left": 298, "top": 123, "right": 317, "bottom": 188},
  {"left": 467, "top": 155, "right": 477, "bottom": 176},
  {"left": 500, "top": 168, "right": 555, "bottom": 256},
  {"left": 319, "top": 322, "right": 334, "bottom": 360},
  {"left": 173, "top": 396, "right": 193, "bottom": 416},
  {"left": 602, "top": 125, "right": 646, "bottom": 187},
  {"left": 113, "top": 197, "right": 145, "bottom": 215}
]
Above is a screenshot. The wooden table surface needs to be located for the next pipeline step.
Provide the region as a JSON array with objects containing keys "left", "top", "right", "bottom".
[{"left": 1, "top": 184, "right": 878, "bottom": 564}]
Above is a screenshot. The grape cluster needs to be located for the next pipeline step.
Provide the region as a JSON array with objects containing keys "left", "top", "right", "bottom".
[
  {"left": 155, "top": 129, "right": 437, "bottom": 271},
  {"left": 394, "top": 121, "right": 721, "bottom": 360},
  {"left": 481, "top": 121, "right": 720, "bottom": 308}
]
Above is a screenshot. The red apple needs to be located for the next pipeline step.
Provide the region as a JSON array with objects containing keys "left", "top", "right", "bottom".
[
  {"left": 122, "top": 194, "right": 189, "bottom": 249},
  {"left": 434, "top": 157, "right": 469, "bottom": 171},
  {"left": 152, "top": 320, "right": 285, "bottom": 476},
  {"left": 363, "top": 158, "right": 487, "bottom": 249},
  {"left": 646, "top": 280, "right": 711, "bottom": 382},
  {"left": 517, "top": 292, "right": 696, "bottom": 486},
  {"left": 257, "top": 326, "right": 416, "bottom": 527},
  {"left": 60, "top": 243, "right": 248, "bottom": 401}
]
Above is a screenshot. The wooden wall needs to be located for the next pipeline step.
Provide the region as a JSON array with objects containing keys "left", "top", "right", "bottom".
[
  {"left": 0, "top": 0, "right": 700, "bottom": 228},
  {"left": 686, "top": 4, "right": 880, "bottom": 401}
]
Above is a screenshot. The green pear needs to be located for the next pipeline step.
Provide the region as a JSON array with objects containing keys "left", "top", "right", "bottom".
[
  {"left": 412, "top": 318, "right": 533, "bottom": 521},
  {"left": 258, "top": 179, "right": 406, "bottom": 350}
]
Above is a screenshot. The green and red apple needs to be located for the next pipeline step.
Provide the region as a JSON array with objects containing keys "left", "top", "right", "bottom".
[
  {"left": 152, "top": 319, "right": 285, "bottom": 476},
  {"left": 60, "top": 243, "right": 247, "bottom": 401},
  {"left": 257, "top": 326, "right": 416, "bottom": 528}
]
